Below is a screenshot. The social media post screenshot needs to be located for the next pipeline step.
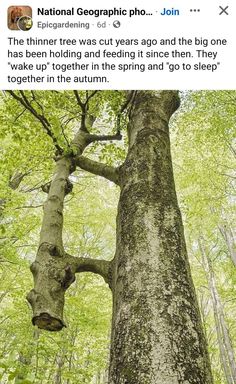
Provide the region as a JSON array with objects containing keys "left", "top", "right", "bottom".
[
  {"left": 0, "top": 0, "right": 235, "bottom": 89},
  {"left": 0, "top": 0, "right": 235, "bottom": 383}
]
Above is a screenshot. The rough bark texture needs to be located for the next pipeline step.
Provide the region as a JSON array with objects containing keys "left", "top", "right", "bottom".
[
  {"left": 26, "top": 130, "right": 113, "bottom": 330},
  {"left": 27, "top": 156, "right": 74, "bottom": 330},
  {"left": 109, "top": 91, "right": 213, "bottom": 384}
]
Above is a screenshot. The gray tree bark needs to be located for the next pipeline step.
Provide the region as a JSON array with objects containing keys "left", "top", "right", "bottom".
[{"left": 108, "top": 91, "right": 213, "bottom": 383}]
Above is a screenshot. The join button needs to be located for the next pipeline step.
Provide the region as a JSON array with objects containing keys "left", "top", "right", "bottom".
[{"left": 160, "top": 8, "right": 180, "bottom": 15}]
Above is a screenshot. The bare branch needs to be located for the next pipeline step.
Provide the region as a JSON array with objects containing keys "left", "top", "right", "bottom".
[
  {"left": 30, "top": 91, "right": 44, "bottom": 113},
  {"left": 73, "top": 90, "right": 88, "bottom": 132},
  {"left": 88, "top": 132, "right": 122, "bottom": 144},
  {"left": 84, "top": 90, "right": 99, "bottom": 106},
  {"left": 75, "top": 156, "right": 120, "bottom": 185},
  {"left": 14, "top": 204, "right": 43, "bottom": 210},
  {"left": 14, "top": 108, "right": 27, "bottom": 122},
  {"left": 116, "top": 91, "right": 136, "bottom": 134},
  {"left": 68, "top": 255, "right": 112, "bottom": 287},
  {"left": 61, "top": 125, "right": 70, "bottom": 148},
  {"left": 9, "top": 171, "right": 29, "bottom": 190},
  {"left": 73, "top": 90, "right": 85, "bottom": 109},
  {"left": 73, "top": 91, "right": 99, "bottom": 132}
]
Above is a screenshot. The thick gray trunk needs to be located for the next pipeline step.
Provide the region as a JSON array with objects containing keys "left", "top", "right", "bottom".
[{"left": 109, "top": 91, "right": 213, "bottom": 384}]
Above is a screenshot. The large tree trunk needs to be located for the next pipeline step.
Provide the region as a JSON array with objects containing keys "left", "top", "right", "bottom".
[{"left": 109, "top": 91, "right": 213, "bottom": 383}]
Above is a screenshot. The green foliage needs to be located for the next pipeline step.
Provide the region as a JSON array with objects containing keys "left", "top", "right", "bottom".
[
  {"left": 0, "top": 90, "right": 235, "bottom": 383},
  {"left": 172, "top": 90, "right": 236, "bottom": 384}
]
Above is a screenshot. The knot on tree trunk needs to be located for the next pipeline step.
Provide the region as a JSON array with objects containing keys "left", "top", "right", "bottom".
[
  {"left": 64, "top": 179, "right": 73, "bottom": 195},
  {"left": 61, "top": 265, "right": 76, "bottom": 289},
  {"left": 39, "top": 242, "right": 63, "bottom": 257},
  {"left": 41, "top": 181, "right": 51, "bottom": 194}
]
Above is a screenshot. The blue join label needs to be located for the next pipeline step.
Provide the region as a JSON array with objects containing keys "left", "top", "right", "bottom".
[{"left": 160, "top": 8, "right": 180, "bottom": 15}]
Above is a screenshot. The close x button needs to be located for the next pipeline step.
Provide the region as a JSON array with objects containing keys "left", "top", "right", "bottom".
[{"left": 219, "top": 5, "right": 229, "bottom": 15}]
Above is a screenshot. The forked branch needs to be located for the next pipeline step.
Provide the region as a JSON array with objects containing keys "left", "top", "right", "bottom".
[{"left": 73, "top": 90, "right": 99, "bottom": 132}]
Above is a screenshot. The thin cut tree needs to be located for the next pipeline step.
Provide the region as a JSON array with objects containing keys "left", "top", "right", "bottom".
[{"left": 7, "top": 90, "right": 213, "bottom": 384}]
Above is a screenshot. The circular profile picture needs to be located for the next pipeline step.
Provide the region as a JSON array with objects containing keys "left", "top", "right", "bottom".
[{"left": 17, "top": 15, "right": 33, "bottom": 31}]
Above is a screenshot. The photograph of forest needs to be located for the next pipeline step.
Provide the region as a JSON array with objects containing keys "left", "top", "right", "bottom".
[{"left": 0, "top": 90, "right": 235, "bottom": 383}]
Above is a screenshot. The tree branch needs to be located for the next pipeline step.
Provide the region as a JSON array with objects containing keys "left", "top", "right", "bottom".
[
  {"left": 84, "top": 90, "right": 99, "bottom": 106},
  {"left": 9, "top": 171, "right": 29, "bottom": 190},
  {"left": 73, "top": 90, "right": 85, "bottom": 109},
  {"left": 88, "top": 132, "right": 122, "bottom": 144},
  {"left": 6, "top": 91, "right": 63, "bottom": 153},
  {"left": 116, "top": 90, "right": 136, "bottom": 133},
  {"left": 75, "top": 156, "right": 120, "bottom": 185},
  {"left": 73, "top": 91, "right": 100, "bottom": 133},
  {"left": 73, "top": 90, "right": 88, "bottom": 132},
  {"left": 68, "top": 255, "right": 112, "bottom": 287}
]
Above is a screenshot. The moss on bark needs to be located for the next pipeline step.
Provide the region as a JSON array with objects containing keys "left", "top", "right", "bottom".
[{"left": 109, "top": 91, "right": 213, "bottom": 384}]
